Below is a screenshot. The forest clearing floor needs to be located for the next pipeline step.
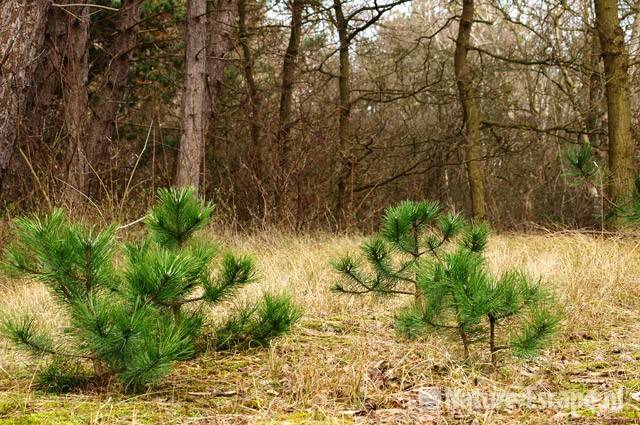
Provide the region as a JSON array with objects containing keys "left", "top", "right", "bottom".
[{"left": 1, "top": 231, "right": 640, "bottom": 424}]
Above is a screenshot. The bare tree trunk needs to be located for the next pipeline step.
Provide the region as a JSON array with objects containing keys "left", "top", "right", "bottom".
[
  {"left": 594, "top": 0, "right": 636, "bottom": 228},
  {"left": 275, "top": 0, "right": 304, "bottom": 215},
  {"left": 198, "top": 0, "right": 239, "bottom": 193},
  {"left": 59, "top": 0, "right": 91, "bottom": 203},
  {"left": 631, "top": 0, "right": 640, "bottom": 85},
  {"left": 0, "top": 0, "right": 50, "bottom": 192},
  {"left": 454, "top": 0, "right": 486, "bottom": 221},
  {"left": 584, "top": 29, "right": 605, "bottom": 226},
  {"left": 238, "top": 0, "right": 262, "bottom": 176},
  {"left": 585, "top": 34, "right": 603, "bottom": 149},
  {"left": 85, "top": 0, "right": 144, "bottom": 197},
  {"left": 176, "top": 0, "right": 208, "bottom": 193},
  {"left": 20, "top": 4, "right": 66, "bottom": 198},
  {"left": 333, "top": 0, "right": 352, "bottom": 226},
  {"left": 204, "top": 0, "right": 238, "bottom": 139},
  {"left": 206, "top": 0, "right": 239, "bottom": 115}
]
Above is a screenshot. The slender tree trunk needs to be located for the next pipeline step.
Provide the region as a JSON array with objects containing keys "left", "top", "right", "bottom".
[
  {"left": 85, "top": 0, "right": 144, "bottom": 197},
  {"left": 276, "top": 0, "right": 304, "bottom": 215},
  {"left": 59, "top": 0, "right": 91, "bottom": 203},
  {"left": 489, "top": 314, "right": 497, "bottom": 367},
  {"left": 585, "top": 33, "right": 602, "bottom": 149},
  {"left": 594, "top": 0, "right": 636, "bottom": 227},
  {"left": 238, "top": 0, "right": 262, "bottom": 176},
  {"left": 200, "top": 0, "right": 239, "bottom": 192},
  {"left": 333, "top": 0, "right": 353, "bottom": 226},
  {"left": 204, "top": 0, "right": 238, "bottom": 136},
  {"left": 176, "top": 0, "right": 208, "bottom": 193},
  {"left": 454, "top": 0, "right": 486, "bottom": 221},
  {"left": 458, "top": 326, "right": 470, "bottom": 361},
  {"left": 584, "top": 29, "right": 605, "bottom": 226},
  {"left": 631, "top": 0, "right": 640, "bottom": 86},
  {"left": 0, "top": 0, "right": 50, "bottom": 192}
]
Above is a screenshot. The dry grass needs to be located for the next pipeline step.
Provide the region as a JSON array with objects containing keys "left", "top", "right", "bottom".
[{"left": 1, "top": 230, "right": 640, "bottom": 424}]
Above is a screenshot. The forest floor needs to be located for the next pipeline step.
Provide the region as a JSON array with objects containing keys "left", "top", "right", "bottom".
[{"left": 1, "top": 231, "right": 640, "bottom": 424}]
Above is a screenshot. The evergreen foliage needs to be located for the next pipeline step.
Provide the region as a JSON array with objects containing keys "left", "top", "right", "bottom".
[
  {"left": 214, "top": 293, "right": 302, "bottom": 350},
  {"left": 331, "top": 200, "right": 559, "bottom": 366},
  {"left": 331, "top": 200, "right": 485, "bottom": 298},
  {"left": 563, "top": 142, "right": 640, "bottom": 222},
  {"left": 0, "top": 187, "right": 301, "bottom": 392},
  {"left": 563, "top": 142, "right": 604, "bottom": 187},
  {"left": 395, "top": 249, "right": 560, "bottom": 365}
]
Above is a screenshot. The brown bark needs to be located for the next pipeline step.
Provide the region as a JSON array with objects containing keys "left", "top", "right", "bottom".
[
  {"left": 205, "top": 0, "right": 239, "bottom": 132},
  {"left": 0, "top": 0, "right": 50, "bottom": 192},
  {"left": 454, "top": 0, "right": 486, "bottom": 221},
  {"left": 238, "top": 0, "right": 262, "bottom": 175},
  {"left": 58, "top": 0, "right": 91, "bottom": 203},
  {"left": 276, "top": 0, "right": 304, "bottom": 213},
  {"left": 631, "top": 0, "right": 640, "bottom": 85},
  {"left": 85, "top": 0, "right": 144, "bottom": 197},
  {"left": 585, "top": 34, "right": 602, "bottom": 149},
  {"left": 199, "top": 0, "right": 239, "bottom": 193},
  {"left": 489, "top": 314, "right": 497, "bottom": 367},
  {"left": 176, "top": 0, "right": 208, "bottom": 192},
  {"left": 18, "top": 3, "right": 66, "bottom": 201},
  {"left": 594, "top": 0, "right": 636, "bottom": 228},
  {"left": 583, "top": 30, "right": 605, "bottom": 225},
  {"left": 333, "top": 0, "right": 352, "bottom": 225}
]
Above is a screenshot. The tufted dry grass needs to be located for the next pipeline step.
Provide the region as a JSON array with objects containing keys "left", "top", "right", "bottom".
[{"left": 1, "top": 229, "right": 640, "bottom": 424}]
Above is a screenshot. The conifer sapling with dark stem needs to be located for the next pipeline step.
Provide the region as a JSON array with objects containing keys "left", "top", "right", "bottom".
[{"left": 331, "top": 200, "right": 560, "bottom": 366}]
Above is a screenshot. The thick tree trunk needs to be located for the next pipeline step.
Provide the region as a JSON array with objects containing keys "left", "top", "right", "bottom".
[
  {"left": 333, "top": 0, "right": 352, "bottom": 226},
  {"left": 85, "top": 0, "right": 144, "bottom": 197},
  {"left": 594, "top": 0, "right": 636, "bottom": 227},
  {"left": 19, "top": 4, "right": 66, "bottom": 198},
  {"left": 176, "top": 0, "right": 208, "bottom": 192},
  {"left": 238, "top": 0, "right": 262, "bottom": 176},
  {"left": 454, "top": 0, "right": 486, "bottom": 221},
  {"left": 0, "top": 0, "right": 50, "bottom": 192},
  {"left": 275, "top": 0, "right": 304, "bottom": 214}
]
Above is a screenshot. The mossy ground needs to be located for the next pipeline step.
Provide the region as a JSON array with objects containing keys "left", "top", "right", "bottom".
[{"left": 1, "top": 231, "right": 640, "bottom": 424}]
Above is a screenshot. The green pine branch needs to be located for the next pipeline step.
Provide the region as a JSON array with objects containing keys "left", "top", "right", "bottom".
[
  {"left": 145, "top": 187, "right": 214, "bottom": 249},
  {"left": 214, "top": 293, "right": 302, "bottom": 350}
]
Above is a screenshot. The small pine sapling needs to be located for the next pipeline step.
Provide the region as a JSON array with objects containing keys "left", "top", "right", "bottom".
[
  {"left": 331, "top": 200, "right": 473, "bottom": 301},
  {"left": 395, "top": 248, "right": 560, "bottom": 366},
  {"left": 331, "top": 200, "right": 559, "bottom": 366},
  {"left": 1, "top": 187, "right": 301, "bottom": 391}
]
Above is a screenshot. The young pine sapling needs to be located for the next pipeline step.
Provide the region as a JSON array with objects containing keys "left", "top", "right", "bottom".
[
  {"left": 331, "top": 200, "right": 559, "bottom": 366},
  {"left": 1, "top": 187, "right": 301, "bottom": 391}
]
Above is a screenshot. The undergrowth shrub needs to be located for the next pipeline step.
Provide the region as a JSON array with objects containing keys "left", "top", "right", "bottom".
[
  {"left": 331, "top": 200, "right": 560, "bottom": 366},
  {"left": 0, "top": 187, "right": 301, "bottom": 392}
]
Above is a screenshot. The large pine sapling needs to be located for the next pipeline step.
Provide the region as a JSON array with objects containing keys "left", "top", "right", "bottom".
[
  {"left": 1, "top": 188, "right": 301, "bottom": 391},
  {"left": 331, "top": 200, "right": 559, "bottom": 366}
]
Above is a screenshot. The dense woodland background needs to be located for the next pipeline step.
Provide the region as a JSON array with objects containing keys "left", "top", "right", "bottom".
[{"left": 1, "top": 0, "right": 639, "bottom": 230}]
